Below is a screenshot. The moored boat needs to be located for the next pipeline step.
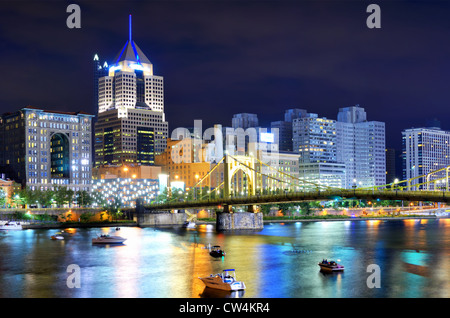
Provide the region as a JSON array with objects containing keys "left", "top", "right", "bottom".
[
  {"left": 318, "top": 259, "right": 344, "bottom": 272},
  {"left": 51, "top": 232, "right": 64, "bottom": 240},
  {"left": 0, "top": 221, "right": 22, "bottom": 230},
  {"left": 92, "top": 234, "right": 126, "bottom": 244},
  {"left": 209, "top": 245, "right": 226, "bottom": 258},
  {"left": 199, "top": 269, "right": 246, "bottom": 291}
]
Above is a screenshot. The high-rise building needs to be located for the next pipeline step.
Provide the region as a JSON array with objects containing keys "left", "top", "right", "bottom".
[
  {"left": 93, "top": 54, "right": 108, "bottom": 115},
  {"left": 293, "top": 113, "right": 337, "bottom": 163},
  {"left": 385, "top": 148, "right": 397, "bottom": 184},
  {"left": 232, "top": 113, "right": 259, "bottom": 130},
  {"left": 94, "top": 16, "right": 168, "bottom": 168},
  {"left": 0, "top": 107, "right": 94, "bottom": 191},
  {"left": 292, "top": 113, "right": 346, "bottom": 188},
  {"left": 271, "top": 108, "right": 307, "bottom": 151},
  {"left": 402, "top": 127, "right": 450, "bottom": 189},
  {"left": 336, "top": 106, "right": 386, "bottom": 188}
]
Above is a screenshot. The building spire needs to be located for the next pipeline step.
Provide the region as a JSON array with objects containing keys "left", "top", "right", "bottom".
[{"left": 129, "top": 14, "right": 132, "bottom": 42}]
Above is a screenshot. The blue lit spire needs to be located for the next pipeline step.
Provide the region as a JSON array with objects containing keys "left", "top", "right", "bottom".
[{"left": 113, "top": 15, "right": 151, "bottom": 65}]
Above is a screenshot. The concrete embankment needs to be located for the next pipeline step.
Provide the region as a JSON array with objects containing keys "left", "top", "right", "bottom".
[{"left": 21, "top": 222, "right": 137, "bottom": 230}]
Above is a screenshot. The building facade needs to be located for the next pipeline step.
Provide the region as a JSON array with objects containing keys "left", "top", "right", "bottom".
[
  {"left": 155, "top": 138, "right": 213, "bottom": 189},
  {"left": 293, "top": 113, "right": 337, "bottom": 163},
  {"left": 0, "top": 107, "right": 94, "bottom": 191},
  {"left": 336, "top": 106, "right": 386, "bottom": 188},
  {"left": 232, "top": 113, "right": 259, "bottom": 130},
  {"left": 292, "top": 113, "right": 345, "bottom": 188},
  {"left": 402, "top": 127, "right": 450, "bottom": 189}
]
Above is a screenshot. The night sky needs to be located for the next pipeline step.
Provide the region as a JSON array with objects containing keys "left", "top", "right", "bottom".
[{"left": 1, "top": 0, "right": 450, "bottom": 152}]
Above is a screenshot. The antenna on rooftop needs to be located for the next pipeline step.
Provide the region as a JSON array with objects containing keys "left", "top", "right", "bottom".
[{"left": 129, "top": 14, "right": 132, "bottom": 42}]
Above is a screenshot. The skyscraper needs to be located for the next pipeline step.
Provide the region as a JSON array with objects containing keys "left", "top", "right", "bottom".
[
  {"left": 271, "top": 108, "right": 307, "bottom": 152},
  {"left": 293, "top": 113, "right": 346, "bottom": 188},
  {"left": 94, "top": 16, "right": 168, "bottom": 168},
  {"left": 93, "top": 54, "right": 108, "bottom": 115},
  {"left": 336, "top": 105, "right": 386, "bottom": 188},
  {"left": 232, "top": 113, "right": 259, "bottom": 130}
]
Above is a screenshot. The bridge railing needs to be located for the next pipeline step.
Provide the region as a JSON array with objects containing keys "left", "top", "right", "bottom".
[{"left": 145, "top": 188, "right": 450, "bottom": 211}]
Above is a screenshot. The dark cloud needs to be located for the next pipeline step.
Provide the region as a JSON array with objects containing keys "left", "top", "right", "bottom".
[{"left": 1, "top": 0, "right": 449, "bottom": 150}]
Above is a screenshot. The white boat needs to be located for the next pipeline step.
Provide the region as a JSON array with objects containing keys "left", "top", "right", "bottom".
[
  {"left": 0, "top": 221, "right": 22, "bottom": 230},
  {"left": 318, "top": 259, "right": 344, "bottom": 272},
  {"left": 51, "top": 232, "right": 64, "bottom": 240},
  {"left": 92, "top": 234, "right": 126, "bottom": 244},
  {"left": 199, "top": 269, "right": 246, "bottom": 291}
]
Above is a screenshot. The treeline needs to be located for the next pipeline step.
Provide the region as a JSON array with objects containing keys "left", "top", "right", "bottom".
[{"left": 8, "top": 186, "right": 97, "bottom": 208}]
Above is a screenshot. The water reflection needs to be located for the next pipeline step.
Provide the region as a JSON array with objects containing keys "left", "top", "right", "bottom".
[{"left": 0, "top": 220, "right": 450, "bottom": 298}]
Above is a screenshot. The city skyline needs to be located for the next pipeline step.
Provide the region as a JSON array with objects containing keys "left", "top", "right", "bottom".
[{"left": 1, "top": 1, "right": 450, "bottom": 152}]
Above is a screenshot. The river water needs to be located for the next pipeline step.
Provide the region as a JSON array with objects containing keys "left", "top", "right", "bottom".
[{"left": 0, "top": 218, "right": 449, "bottom": 298}]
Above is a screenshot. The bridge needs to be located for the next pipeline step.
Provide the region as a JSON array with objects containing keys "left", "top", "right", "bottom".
[{"left": 141, "top": 154, "right": 450, "bottom": 229}]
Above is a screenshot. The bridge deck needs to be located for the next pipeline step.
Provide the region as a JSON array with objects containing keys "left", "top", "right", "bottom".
[{"left": 145, "top": 189, "right": 450, "bottom": 211}]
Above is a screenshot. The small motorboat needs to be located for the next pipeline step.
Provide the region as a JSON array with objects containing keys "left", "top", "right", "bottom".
[
  {"left": 51, "top": 232, "right": 64, "bottom": 240},
  {"left": 199, "top": 269, "right": 246, "bottom": 291},
  {"left": 92, "top": 234, "right": 126, "bottom": 244},
  {"left": 318, "top": 259, "right": 344, "bottom": 272},
  {"left": 209, "top": 245, "right": 226, "bottom": 258},
  {"left": 0, "top": 221, "right": 22, "bottom": 230}
]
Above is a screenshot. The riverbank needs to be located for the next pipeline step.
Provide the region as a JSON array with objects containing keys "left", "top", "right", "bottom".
[
  {"left": 195, "top": 214, "right": 442, "bottom": 225},
  {"left": 12, "top": 214, "right": 446, "bottom": 229},
  {"left": 262, "top": 215, "right": 441, "bottom": 223},
  {"left": 21, "top": 221, "right": 137, "bottom": 230}
]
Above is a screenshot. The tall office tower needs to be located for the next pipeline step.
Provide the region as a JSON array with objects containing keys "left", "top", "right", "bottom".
[
  {"left": 402, "top": 127, "right": 450, "bottom": 190},
  {"left": 94, "top": 16, "right": 168, "bottom": 168},
  {"left": 0, "top": 107, "right": 94, "bottom": 191},
  {"left": 385, "top": 148, "right": 397, "bottom": 184},
  {"left": 293, "top": 113, "right": 337, "bottom": 163},
  {"left": 336, "top": 105, "right": 386, "bottom": 188},
  {"left": 271, "top": 108, "right": 307, "bottom": 151},
  {"left": 293, "top": 113, "right": 346, "bottom": 188},
  {"left": 93, "top": 54, "right": 108, "bottom": 114},
  {"left": 232, "top": 113, "right": 259, "bottom": 130}
]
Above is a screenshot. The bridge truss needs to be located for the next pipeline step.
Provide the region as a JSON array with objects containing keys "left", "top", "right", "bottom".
[{"left": 150, "top": 154, "right": 450, "bottom": 210}]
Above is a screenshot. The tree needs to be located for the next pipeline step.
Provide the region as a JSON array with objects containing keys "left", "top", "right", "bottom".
[
  {"left": 18, "top": 187, "right": 38, "bottom": 208},
  {"left": 35, "top": 189, "right": 54, "bottom": 208},
  {"left": 299, "top": 202, "right": 312, "bottom": 215},
  {"left": 106, "top": 195, "right": 122, "bottom": 221},
  {"left": 75, "top": 190, "right": 93, "bottom": 207},
  {"left": 53, "top": 186, "right": 74, "bottom": 207},
  {"left": 0, "top": 188, "right": 6, "bottom": 208}
]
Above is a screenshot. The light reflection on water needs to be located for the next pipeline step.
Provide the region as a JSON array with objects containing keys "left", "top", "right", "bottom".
[{"left": 0, "top": 219, "right": 450, "bottom": 298}]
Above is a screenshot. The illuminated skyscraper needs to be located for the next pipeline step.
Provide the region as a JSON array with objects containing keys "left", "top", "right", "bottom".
[
  {"left": 336, "top": 105, "right": 386, "bottom": 188},
  {"left": 94, "top": 16, "right": 168, "bottom": 168},
  {"left": 93, "top": 54, "right": 108, "bottom": 114}
]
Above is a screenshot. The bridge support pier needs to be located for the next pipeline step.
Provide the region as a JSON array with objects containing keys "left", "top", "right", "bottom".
[{"left": 216, "top": 210, "right": 263, "bottom": 231}]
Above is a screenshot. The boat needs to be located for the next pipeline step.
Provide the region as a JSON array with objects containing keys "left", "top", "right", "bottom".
[
  {"left": 92, "top": 234, "right": 126, "bottom": 244},
  {"left": 318, "top": 259, "right": 344, "bottom": 272},
  {"left": 0, "top": 221, "right": 22, "bottom": 230},
  {"left": 51, "top": 232, "right": 64, "bottom": 240},
  {"left": 199, "top": 269, "right": 246, "bottom": 291},
  {"left": 209, "top": 245, "right": 226, "bottom": 258}
]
